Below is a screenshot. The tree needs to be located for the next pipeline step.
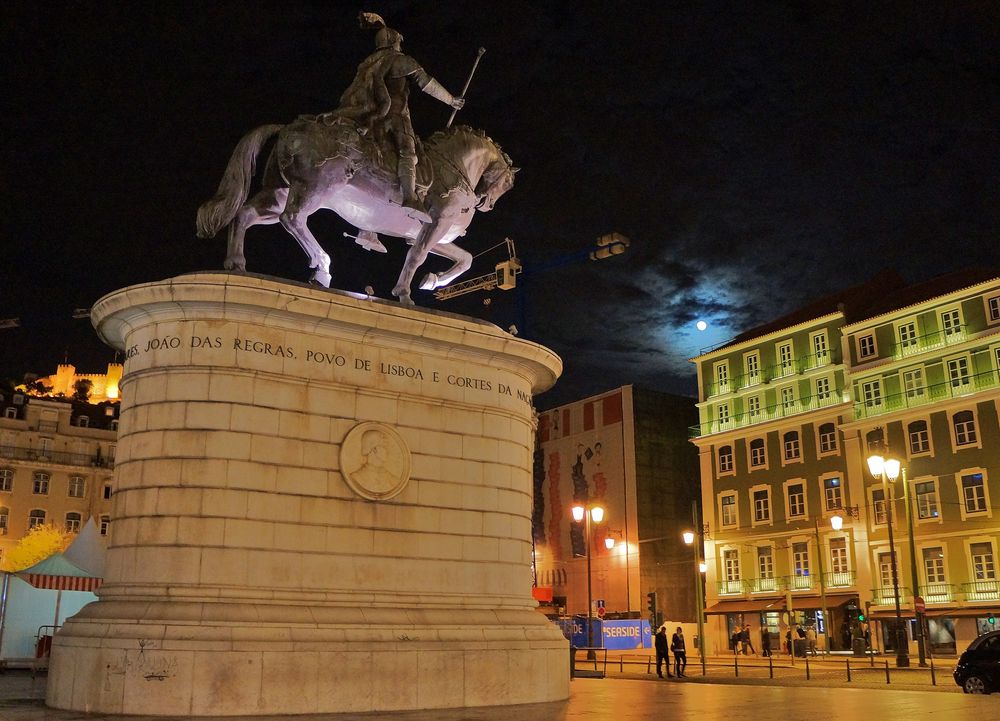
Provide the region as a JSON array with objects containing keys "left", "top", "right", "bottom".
[
  {"left": 72, "top": 379, "right": 93, "bottom": 402},
  {"left": 2, "top": 524, "right": 69, "bottom": 572}
]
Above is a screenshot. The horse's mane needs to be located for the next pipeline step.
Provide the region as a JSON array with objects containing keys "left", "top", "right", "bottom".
[{"left": 425, "top": 125, "right": 512, "bottom": 167}]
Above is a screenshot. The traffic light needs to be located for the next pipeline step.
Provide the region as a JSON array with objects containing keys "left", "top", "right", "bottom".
[
  {"left": 589, "top": 232, "right": 630, "bottom": 260},
  {"left": 646, "top": 591, "right": 657, "bottom": 617},
  {"left": 989, "top": 614, "right": 996, "bottom": 626},
  {"left": 858, "top": 613, "right": 865, "bottom": 623}
]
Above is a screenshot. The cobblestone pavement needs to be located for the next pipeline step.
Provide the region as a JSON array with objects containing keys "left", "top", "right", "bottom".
[{"left": 0, "top": 666, "right": 993, "bottom": 721}]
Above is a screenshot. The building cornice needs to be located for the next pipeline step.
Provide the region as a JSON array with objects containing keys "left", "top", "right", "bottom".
[
  {"left": 842, "top": 276, "right": 1000, "bottom": 334},
  {"left": 689, "top": 313, "right": 844, "bottom": 364}
]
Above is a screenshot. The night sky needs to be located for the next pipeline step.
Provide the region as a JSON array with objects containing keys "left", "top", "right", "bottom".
[{"left": 3, "top": 3, "right": 998, "bottom": 407}]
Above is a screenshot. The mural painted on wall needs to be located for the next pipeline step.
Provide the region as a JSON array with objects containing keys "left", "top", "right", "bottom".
[{"left": 533, "top": 391, "right": 625, "bottom": 570}]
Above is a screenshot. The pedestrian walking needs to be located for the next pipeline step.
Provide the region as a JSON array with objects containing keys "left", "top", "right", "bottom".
[
  {"left": 785, "top": 628, "right": 792, "bottom": 656},
  {"left": 671, "top": 626, "right": 688, "bottom": 677},
  {"left": 654, "top": 624, "right": 673, "bottom": 678},
  {"left": 806, "top": 625, "right": 818, "bottom": 656},
  {"left": 761, "top": 627, "right": 772, "bottom": 657},
  {"left": 731, "top": 629, "right": 741, "bottom": 654},
  {"left": 741, "top": 624, "right": 757, "bottom": 655}
]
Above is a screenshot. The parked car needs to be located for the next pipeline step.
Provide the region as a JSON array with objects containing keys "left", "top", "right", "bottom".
[{"left": 954, "top": 630, "right": 1000, "bottom": 694}]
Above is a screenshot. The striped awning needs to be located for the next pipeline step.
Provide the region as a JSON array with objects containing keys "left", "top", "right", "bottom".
[{"left": 21, "top": 573, "right": 101, "bottom": 592}]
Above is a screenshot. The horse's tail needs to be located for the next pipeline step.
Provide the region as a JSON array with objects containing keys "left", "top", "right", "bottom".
[{"left": 196, "top": 124, "right": 283, "bottom": 238}]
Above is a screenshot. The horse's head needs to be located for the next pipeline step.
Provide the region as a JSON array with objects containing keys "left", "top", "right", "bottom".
[{"left": 474, "top": 153, "right": 518, "bottom": 212}]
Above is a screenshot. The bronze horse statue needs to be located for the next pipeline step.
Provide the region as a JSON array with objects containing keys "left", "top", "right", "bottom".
[{"left": 196, "top": 117, "right": 517, "bottom": 305}]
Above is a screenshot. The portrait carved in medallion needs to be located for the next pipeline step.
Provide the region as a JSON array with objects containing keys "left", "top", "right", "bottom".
[{"left": 340, "top": 422, "right": 411, "bottom": 500}]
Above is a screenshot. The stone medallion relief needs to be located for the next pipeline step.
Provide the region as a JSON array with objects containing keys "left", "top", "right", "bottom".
[{"left": 340, "top": 422, "right": 411, "bottom": 500}]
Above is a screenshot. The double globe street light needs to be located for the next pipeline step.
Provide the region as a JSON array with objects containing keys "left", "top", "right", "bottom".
[{"left": 572, "top": 503, "right": 605, "bottom": 652}]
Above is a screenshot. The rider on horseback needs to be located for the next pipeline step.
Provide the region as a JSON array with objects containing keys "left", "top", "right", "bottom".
[{"left": 335, "top": 12, "right": 465, "bottom": 224}]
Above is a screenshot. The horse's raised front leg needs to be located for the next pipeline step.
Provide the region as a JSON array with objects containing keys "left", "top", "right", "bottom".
[
  {"left": 226, "top": 188, "right": 288, "bottom": 272},
  {"left": 393, "top": 222, "right": 451, "bottom": 306},
  {"left": 279, "top": 186, "right": 331, "bottom": 287},
  {"left": 419, "top": 242, "right": 473, "bottom": 291}
]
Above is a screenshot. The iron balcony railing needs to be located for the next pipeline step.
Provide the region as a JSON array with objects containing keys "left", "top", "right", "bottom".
[
  {"left": 748, "top": 577, "right": 779, "bottom": 594},
  {"left": 891, "top": 324, "right": 968, "bottom": 361},
  {"left": 961, "top": 580, "right": 1000, "bottom": 602},
  {"left": 922, "top": 582, "right": 957, "bottom": 604},
  {"left": 825, "top": 570, "right": 857, "bottom": 588},
  {"left": 0, "top": 445, "right": 114, "bottom": 468},
  {"left": 853, "top": 366, "right": 1000, "bottom": 421},
  {"left": 691, "top": 391, "right": 844, "bottom": 437},
  {"left": 871, "top": 586, "right": 913, "bottom": 606},
  {"left": 785, "top": 574, "right": 814, "bottom": 591},
  {"left": 718, "top": 579, "right": 747, "bottom": 596},
  {"left": 705, "top": 351, "right": 835, "bottom": 398}
]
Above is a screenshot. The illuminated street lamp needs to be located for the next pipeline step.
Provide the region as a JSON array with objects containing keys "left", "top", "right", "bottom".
[
  {"left": 571, "top": 503, "right": 605, "bottom": 653},
  {"left": 683, "top": 500, "right": 708, "bottom": 675},
  {"left": 867, "top": 452, "right": 910, "bottom": 667}
]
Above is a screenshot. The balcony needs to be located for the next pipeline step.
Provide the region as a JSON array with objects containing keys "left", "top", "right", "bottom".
[
  {"left": 871, "top": 586, "right": 912, "bottom": 606},
  {"left": 748, "top": 577, "right": 779, "bottom": 594},
  {"left": 961, "top": 580, "right": 1000, "bottom": 602},
  {"left": 825, "top": 570, "right": 857, "bottom": 588},
  {"left": 923, "top": 582, "right": 957, "bottom": 604},
  {"left": 0, "top": 445, "right": 112, "bottom": 468},
  {"left": 707, "top": 352, "right": 836, "bottom": 399},
  {"left": 853, "top": 366, "right": 1000, "bottom": 421},
  {"left": 892, "top": 324, "right": 967, "bottom": 361},
  {"left": 718, "top": 579, "right": 746, "bottom": 596},
  {"left": 785, "top": 574, "right": 814, "bottom": 591},
  {"left": 691, "top": 391, "right": 844, "bottom": 437}
]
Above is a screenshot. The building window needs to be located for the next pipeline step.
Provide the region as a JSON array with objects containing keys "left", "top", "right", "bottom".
[
  {"left": 0, "top": 508, "right": 7, "bottom": 534},
  {"left": 103, "top": 483, "right": 113, "bottom": 500},
  {"left": 724, "top": 549, "right": 741, "bottom": 582},
  {"left": 28, "top": 509, "right": 46, "bottom": 529},
  {"left": 860, "top": 379, "right": 882, "bottom": 409},
  {"left": 811, "top": 331, "right": 829, "bottom": 364},
  {"left": 65, "top": 512, "right": 82, "bottom": 533},
  {"left": 908, "top": 420, "right": 930, "bottom": 455},
  {"left": 823, "top": 476, "right": 843, "bottom": 511},
  {"left": 858, "top": 334, "right": 877, "bottom": 360},
  {"left": 749, "top": 438, "right": 766, "bottom": 468},
  {"left": 902, "top": 368, "right": 925, "bottom": 399},
  {"left": 99, "top": 515, "right": 110, "bottom": 536},
  {"left": 783, "top": 431, "right": 801, "bottom": 461},
  {"left": 815, "top": 376, "right": 831, "bottom": 402},
  {"left": 953, "top": 410, "right": 977, "bottom": 447},
  {"left": 718, "top": 403, "right": 731, "bottom": 427},
  {"left": 757, "top": 546, "right": 774, "bottom": 579},
  {"left": 753, "top": 488, "right": 770, "bottom": 523},
  {"left": 3, "top": 408, "right": 15, "bottom": 419},
  {"left": 793, "top": 542, "right": 810, "bottom": 577},
  {"left": 830, "top": 538, "right": 848, "bottom": 575},
  {"left": 0, "top": 469, "right": 12, "bottom": 492},
  {"left": 947, "top": 357, "right": 971, "bottom": 390},
  {"left": 872, "top": 488, "right": 887, "bottom": 525},
  {"left": 747, "top": 395, "right": 762, "bottom": 419},
  {"left": 780, "top": 386, "right": 795, "bottom": 411},
  {"left": 778, "top": 341, "right": 794, "bottom": 376},
  {"left": 110, "top": 419, "right": 119, "bottom": 431},
  {"left": 718, "top": 445, "right": 734, "bottom": 474},
  {"left": 818, "top": 423, "right": 837, "bottom": 454},
  {"left": 940, "top": 308, "right": 962, "bottom": 339},
  {"left": 721, "top": 494, "right": 737, "bottom": 527},
  {"left": 715, "top": 361, "right": 730, "bottom": 393},
  {"left": 971, "top": 542, "right": 996, "bottom": 581},
  {"left": 962, "top": 472, "right": 988, "bottom": 515},
  {"left": 878, "top": 552, "right": 895, "bottom": 588},
  {"left": 787, "top": 483, "right": 805, "bottom": 518},
  {"left": 915, "top": 480, "right": 939, "bottom": 520},
  {"left": 744, "top": 352, "right": 761, "bottom": 385},
  {"left": 897, "top": 321, "right": 918, "bottom": 353},
  {"left": 923, "top": 547, "right": 945, "bottom": 584},
  {"left": 32, "top": 472, "right": 50, "bottom": 495},
  {"left": 68, "top": 475, "right": 86, "bottom": 498},
  {"left": 987, "top": 295, "right": 1000, "bottom": 324},
  {"left": 76, "top": 416, "right": 90, "bottom": 428}
]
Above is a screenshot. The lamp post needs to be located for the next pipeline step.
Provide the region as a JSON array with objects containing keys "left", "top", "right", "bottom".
[
  {"left": 867, "top": 452, "right": 910, "bottom": 667},
  {"left": 571, "top": 503, "right": 605, "bottom": 653},
  {"left": 683, "top": 500, "right": 708, "bottom": 675},
  {"left": 813, "top": 518, "right": 831, "bottom": 654}
]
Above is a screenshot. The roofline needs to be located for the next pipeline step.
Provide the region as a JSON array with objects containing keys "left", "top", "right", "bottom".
[
  {"left": 689, "top": 312, "right": 843, "bottom": 364},
  {"left": 842, "top": 276, "right": 1000, "bottom": 332}
]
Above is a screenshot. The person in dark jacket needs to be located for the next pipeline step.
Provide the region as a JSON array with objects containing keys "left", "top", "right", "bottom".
[
  {"left": 654, "top": 625, "right": 673, "bottom": 678},
  {"left": 761, "top": 627, "right": 772, "bottom": 657},
  {"left": 670, "top": 627, "right": 688, "bottom": 677}
]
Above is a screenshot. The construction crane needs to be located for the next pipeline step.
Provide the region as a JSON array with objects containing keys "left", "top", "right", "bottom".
[
  {"left": 0, "top": 318, "right": 20, "bottom": 330},
  {"left": 433, "top": 237, "right": 522, "bottom": 301}
]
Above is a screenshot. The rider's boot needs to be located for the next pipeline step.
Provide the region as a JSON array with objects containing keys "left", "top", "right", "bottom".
[{"left": 398, "top": 160, "right": 432, "bottom": 224}]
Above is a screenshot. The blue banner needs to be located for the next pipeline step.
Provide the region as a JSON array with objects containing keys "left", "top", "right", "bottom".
[{"left": 601, "top": 620, "right": 651, "bottom": 650}]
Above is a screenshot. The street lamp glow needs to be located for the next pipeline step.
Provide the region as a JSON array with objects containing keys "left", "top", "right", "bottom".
[
  {"left": 605, "top": 536, "right": 616, "bottom": 550},
  {"left": 571, "top": 505, "right": 585, "bottom": 522},
  {"left": 682, "top": 531, "right": 695, "bottom": 545},
  {"left": 884, "top": 458, "right": 901, "bottom": 482},
  {"left": 590, "top": 505, "right": 605, "bottom": 523},
  {"left": 867, "top": 454, "right": 885, "bottom": 478},
  {"left": 830, "top": 514, "right": 844, "bottom": 531},
  {"left": 699, "top": 562, "right": 707, "bottom": 573}
]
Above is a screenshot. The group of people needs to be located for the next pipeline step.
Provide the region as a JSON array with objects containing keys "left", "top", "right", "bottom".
[
  {"left": 654, "top": 625, "right": 688, "bottom": 678},
  {"left": 730, "top": 624, "right": 759, "bottom": 655}
]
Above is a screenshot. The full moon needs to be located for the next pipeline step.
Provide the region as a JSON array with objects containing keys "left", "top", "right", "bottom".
[{"left": 696, "top": 320, "right": 708, "bottom": 331}]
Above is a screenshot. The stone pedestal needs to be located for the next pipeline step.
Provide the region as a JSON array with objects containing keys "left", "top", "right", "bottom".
[{"left": 47, "top": 272, "right": 568, "bottom": 716}]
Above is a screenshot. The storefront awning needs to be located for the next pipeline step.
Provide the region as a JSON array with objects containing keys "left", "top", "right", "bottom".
[
  {"left": 705, "top": 598, "right": 785, "bottom": 615},
  {"left": 787, "top": 593, "right": 857, "bottom": 611}
]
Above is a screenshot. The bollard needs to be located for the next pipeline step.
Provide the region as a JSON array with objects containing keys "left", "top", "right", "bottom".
[
  {"left": 647, "top": 656, "right": 651, "bottom": 675},
  {"left": 885, "top": 659, "right": 890, "bottom": 684},
  {"left": 620, "top": 655, "right": 623, "bottom": 674},
  {"left": 570, "top": 646, "right": 576, "bottom": 679},
  {"left": 870, "top": 648, "right": 874, "bottom": 667},
  {"left": 734, "top": 652, "right": 739, "bottom": 678},
  {"left": 805, "top": 654, "right": 810, "bottom": 681},
  {"left": 846, "top": 658, "right": 851, "bottom": 682},
  {"left": 930, "top": 655, "right": 936, "bottom": 686},
  {"left": 769, "top": 654, "right": 774, "bottom": 679}
]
